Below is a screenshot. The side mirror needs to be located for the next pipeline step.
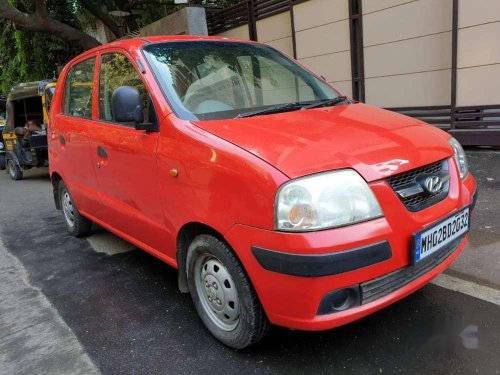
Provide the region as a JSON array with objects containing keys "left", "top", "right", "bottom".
[{"left": 111, "top": 86, "right": 158, "bottom": 132}]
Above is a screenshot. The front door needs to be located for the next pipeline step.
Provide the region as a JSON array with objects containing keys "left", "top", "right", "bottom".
[{"left": 87, "top": 51, "right": 169, "bottom": 253}]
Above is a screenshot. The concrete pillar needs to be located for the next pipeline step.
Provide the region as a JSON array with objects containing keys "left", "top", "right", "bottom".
[{"left": 139, "top": 7, "right": 208, "bottom": 36}]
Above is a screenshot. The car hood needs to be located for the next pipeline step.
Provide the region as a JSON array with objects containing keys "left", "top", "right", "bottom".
[{"left": 192, "top": 103, "right": 453, "bottom": 182}]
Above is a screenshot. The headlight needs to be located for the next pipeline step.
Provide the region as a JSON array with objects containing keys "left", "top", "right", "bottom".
[
  {"left": 275, "top": 170, "right": 383, "bottom": 232},
  {"left": 449, "top": 137, "right": 468, "bottom": 179},
  {"left": 0, "top": 142, "right": 3, "bottom": 150}
]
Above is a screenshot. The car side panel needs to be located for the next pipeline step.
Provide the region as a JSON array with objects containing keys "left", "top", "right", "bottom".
[
  {"left": 156, "top": 115, "right": 289, "bottom": 250},
  {"left": 85, "top": 119, "right": 168, "bottom": 255}
]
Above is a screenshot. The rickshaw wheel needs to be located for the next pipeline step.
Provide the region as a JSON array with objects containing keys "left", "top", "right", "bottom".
[{"left": 7, "top": 160, "right": 23, "bottom": 180}]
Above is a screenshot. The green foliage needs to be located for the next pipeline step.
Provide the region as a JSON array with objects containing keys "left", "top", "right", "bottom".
[
  {"left": 0, "top": 0, "right": 82, "bottom": 95},
  {"left": 0, "top": 0, "right": 247, "bottom": 95}
]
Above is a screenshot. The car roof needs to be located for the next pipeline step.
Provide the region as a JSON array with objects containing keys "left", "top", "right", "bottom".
[
  {"left": 80, "top": 35, "right": 257, "bottom": 55},
  {"left": 64, "top": 35, "right": 261, "bottom": 74}
]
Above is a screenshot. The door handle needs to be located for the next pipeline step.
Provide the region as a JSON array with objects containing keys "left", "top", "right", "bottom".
[
  {"left": 97, "top": 146, "right": 108, "bottom": 158},
  {"left": 97, "top": 146, "right": 108, "bottom": 168}
]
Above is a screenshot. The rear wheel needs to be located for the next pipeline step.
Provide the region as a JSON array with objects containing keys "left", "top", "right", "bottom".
[
  {"left": 186, "top": 234, "right": 269, "bottom": 349},
  {"left": 0, "top": 154, "right": 5, "bottom": 170},
  {"left": 7, "top": 160, "right": 22, "bottom": 180},
  {"left": 58, "top": 180, "right": 91, "bottom": 237}
]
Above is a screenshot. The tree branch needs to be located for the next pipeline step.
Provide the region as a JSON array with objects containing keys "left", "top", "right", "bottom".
[
  {"left": 80, "top": 0, "right": 123, "bottom": 38},
  {"left": 114, "top": 0, "right": 140, "bottom": 31},
  {"left": 34, "top": 0, "right": 48, "bottom": 17},
  {"left": 0, "top": 0, "right": 32, "bottom": 26},
  {"left": 0, "top": 0, "right": 101, "bottom": 50},
  {"left": 123, "top": 0, "right": 162, "bottom": 11}
]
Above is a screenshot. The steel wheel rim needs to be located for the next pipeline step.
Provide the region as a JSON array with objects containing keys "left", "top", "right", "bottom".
[
  {"left": 194, "top": 255, "right": 240, "bottom": 332},
  {"left": 62, "top": 190, "right": 76, "bottom": 228},
  {"left": 8, "top": 161, "right": 16, "bottom": 178}
]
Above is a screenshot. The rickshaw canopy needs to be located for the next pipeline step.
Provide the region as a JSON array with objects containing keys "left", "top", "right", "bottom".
[{"left": 3, "top": 80, "right": 56, "bottom": 133}]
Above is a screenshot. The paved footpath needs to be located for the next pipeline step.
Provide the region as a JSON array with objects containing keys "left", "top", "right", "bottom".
[{"left": 0, "top": 238, "right": 100, "bottom": 375}]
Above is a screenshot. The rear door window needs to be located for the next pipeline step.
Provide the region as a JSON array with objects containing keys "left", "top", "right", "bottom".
[{"left": 63, "top": 58, "right": 95, "bottom": 118}]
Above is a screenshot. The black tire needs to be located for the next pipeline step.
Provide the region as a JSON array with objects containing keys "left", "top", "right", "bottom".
[
  {"left": 186, "top": 234, "right": 269, "bottom": 349},
  {"left": 0, "top": 154, "right": 5, "bottom": 170},
  {"left": 58, "top": 180, "right": 91, "bottom": 237},
  {"left": 7, "top": 159, "right": 23, "bottom": 180}
]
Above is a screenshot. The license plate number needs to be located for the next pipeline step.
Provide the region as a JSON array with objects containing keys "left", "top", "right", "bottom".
[{"left": 413, "top": 207, "right": 469, "bottom": 263}]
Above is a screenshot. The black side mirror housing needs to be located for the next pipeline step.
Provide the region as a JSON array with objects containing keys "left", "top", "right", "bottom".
[{"left": 111, "top": 86, "right": 158, "bottom": 132}]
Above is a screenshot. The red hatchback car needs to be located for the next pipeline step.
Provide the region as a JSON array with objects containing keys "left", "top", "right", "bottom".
[{"left": 49, "top": 36, "right": 476, "bottom": 349}]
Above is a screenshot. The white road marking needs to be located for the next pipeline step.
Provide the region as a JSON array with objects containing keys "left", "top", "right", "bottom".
[{"left": 432, "top": 273, "right": 500, "bottom": 306}]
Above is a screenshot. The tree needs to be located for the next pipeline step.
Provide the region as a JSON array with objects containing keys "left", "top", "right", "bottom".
[
  {"left": 0, "top": 1, "right": 244, "bottom": 49},
  {"left": 0, "top": 1, "right": 83, "bottom": 94},
  {"left": 0, "top": 0, "right": 244, "bottom": 94},
  {"left": 0, "top": 0, "right": 101, "bottom": 50},
  {"left": 0, "top": 0, "right": 175, "bottom": 49}
]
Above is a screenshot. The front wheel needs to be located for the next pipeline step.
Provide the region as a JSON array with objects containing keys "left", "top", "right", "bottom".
[
  {"left": 7, "top": 160, "right": 23, "bottom": 180},
  {"left": 186, "top": 234, "right": 269, "bottom": 349},
  {"left": 58, "top": 180, "right": 91, "bottom": 237}
]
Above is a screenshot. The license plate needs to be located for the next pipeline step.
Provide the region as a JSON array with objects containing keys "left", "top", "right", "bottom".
[{"left": 413, "top": 207, "right": 470, "bottom": 264}]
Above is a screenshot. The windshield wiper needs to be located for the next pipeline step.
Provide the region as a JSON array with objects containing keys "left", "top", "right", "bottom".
[
  {"left": 301, "top": 96, "right": 349, "bottom": 110},
  {"left": 235, "top": 102, "right": 304, "bottom": 118},
  {"left": 234, "top": 96, "right": 350, "bottom": 118}
]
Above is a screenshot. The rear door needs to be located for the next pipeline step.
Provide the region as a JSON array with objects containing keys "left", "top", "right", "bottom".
[
  {"left": 86, "top": 51, "right": 168, "bottom": 252},
  {"left": 51, "top": 57, "right": 100, "bottom": 212}
]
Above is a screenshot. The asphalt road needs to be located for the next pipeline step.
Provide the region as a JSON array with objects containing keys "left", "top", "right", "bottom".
[{"left": 0, "top": 150, "right": 499, "bottom": 375}]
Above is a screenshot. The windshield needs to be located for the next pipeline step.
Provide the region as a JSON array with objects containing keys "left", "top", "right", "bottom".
[{"left": 143, "top": 41, "right": 340, "bottom": 121}]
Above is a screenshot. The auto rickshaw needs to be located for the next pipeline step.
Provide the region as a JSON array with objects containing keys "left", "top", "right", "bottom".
[
  {"left": 0, "top": 96, "right": 6, "bottom": 170},
  {"left": 1, "top": 80, "right": 56, "bottom": 180}
]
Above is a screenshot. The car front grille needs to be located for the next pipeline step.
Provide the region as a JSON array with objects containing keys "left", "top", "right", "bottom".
[
  {"left": 360, "top": 236, "right": 464, "bottom": 304},
  {"left": 386, "top": 159, "right": 450, "bottom": 212}
]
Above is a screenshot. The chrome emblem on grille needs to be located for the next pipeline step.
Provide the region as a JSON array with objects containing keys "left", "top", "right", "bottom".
[{"left": 424, "top": 176, "right": 443, "bottom": 194}]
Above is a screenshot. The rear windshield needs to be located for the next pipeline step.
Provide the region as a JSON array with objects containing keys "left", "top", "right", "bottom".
[{"left": 143, "top": 41, "right": 339, "bottom": 121}]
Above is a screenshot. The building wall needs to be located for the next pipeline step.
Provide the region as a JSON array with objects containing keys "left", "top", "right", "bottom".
[
  {"left": 218, "top": 25, "right": 250, "bottom": 39},
  {"left": 293, "top": 0, "right": 353, "bottom": 97},
  {"left": 362, "top": 0, "right": 453, "bottom": 108},
  {"left": 209, "top": 0, "right": 500, "bottom": 145},
  {"left": 256, "top": 12, "right": 294, "bottom": 56},
  {"left": 457, "top": 0, "right": 500, "bottom": 106}
]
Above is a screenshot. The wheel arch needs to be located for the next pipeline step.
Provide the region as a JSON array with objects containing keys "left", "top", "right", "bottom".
[
  {"left": 176, "top": 222, "right": 228, "bottom": 293},
  {"left": 51, "top": 171, "right": 63, "bottom": 209}
]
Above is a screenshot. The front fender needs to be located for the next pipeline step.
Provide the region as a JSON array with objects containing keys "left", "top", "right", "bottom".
[{"left": 158, "top": 117, "right": 289, "bottom": 238}]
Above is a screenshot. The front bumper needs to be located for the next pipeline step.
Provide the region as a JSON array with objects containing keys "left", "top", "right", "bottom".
[{"left": 224, "top": 171, "right": 477, "bottom": 331}]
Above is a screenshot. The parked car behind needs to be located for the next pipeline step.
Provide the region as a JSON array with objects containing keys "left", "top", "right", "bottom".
[{"left": 49, "top": 36, "right": 476, "bottom": 349}]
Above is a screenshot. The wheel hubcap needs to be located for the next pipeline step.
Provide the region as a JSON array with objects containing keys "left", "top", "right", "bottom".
[
  {"left": 194, "top": 256, "right": 240, "bottom": 331},
  {"left": 62, "top": 191, "right": 76, "bottom": 228}
]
